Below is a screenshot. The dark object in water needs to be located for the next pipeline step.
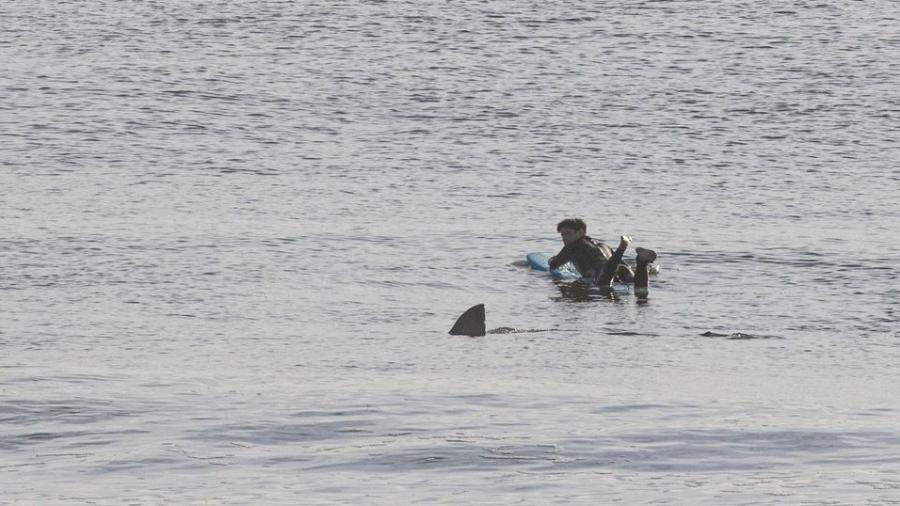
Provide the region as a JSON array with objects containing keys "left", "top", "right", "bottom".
[
  {"left": 488, "top": 326, "right": 555, "bottom": 334},
  {"left": 700, "top": 330, "right": 777, "bottom": 340},
  {"left": 449, "top": 304, "right": 486, "bottom": 336},
  {"left": 449, "top": 305, "right": 558, "bottom": 335}
]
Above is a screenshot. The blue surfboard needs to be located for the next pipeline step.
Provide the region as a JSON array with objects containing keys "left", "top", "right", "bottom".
[{"left": 526, "top": 252, "right": 582, "bottom": 280}]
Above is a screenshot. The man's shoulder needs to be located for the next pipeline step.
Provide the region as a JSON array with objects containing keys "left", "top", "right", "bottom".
[
  {"left": 578, "top": 236, "right": 603, "bottom": 249},
  {"left": 585, "top": 237, "right": 614, "bottom": 259}
]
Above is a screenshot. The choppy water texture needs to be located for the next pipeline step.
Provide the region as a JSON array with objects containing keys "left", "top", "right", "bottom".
[{"left": 2, "top": 0, "right": 900, "bottom": 504}]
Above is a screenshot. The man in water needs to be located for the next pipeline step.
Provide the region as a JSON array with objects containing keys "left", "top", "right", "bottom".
[{"left": 548, "top": 218, "right": 657, "bottom": 298}]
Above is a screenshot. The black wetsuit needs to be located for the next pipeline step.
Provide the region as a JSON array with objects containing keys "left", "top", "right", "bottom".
[{"left": 548, "top": 236, "right": 610, "bottom": 279}]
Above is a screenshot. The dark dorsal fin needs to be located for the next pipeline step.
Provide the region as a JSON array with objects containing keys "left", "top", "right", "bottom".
[{"left": 449, "top": 304, "right": 485, "bottom": 336}]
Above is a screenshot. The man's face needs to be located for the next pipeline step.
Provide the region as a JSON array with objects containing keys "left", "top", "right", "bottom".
[{"left": 559, "top": 226, "right": 585, "bottom": 245}]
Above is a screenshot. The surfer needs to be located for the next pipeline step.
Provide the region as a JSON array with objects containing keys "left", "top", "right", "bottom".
[
  {"left": 548, "top": 218, "right": 657, "bottom": 298},
  {"left": 448, "top": 220, "right": 659, "bottom": 335}
]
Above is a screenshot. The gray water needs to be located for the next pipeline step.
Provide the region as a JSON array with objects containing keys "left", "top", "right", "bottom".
[{"left": 2, "top": 0, "right": 900, "bottom": 504}]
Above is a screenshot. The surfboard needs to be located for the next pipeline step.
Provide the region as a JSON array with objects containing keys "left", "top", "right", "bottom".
[{"left": 525, "top": 252, "right": 582, "bottom": 280}]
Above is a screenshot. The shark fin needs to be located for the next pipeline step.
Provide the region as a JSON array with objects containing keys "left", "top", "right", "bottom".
[{"left": 449, "top": 304, "right": 486, "bottom": 336}]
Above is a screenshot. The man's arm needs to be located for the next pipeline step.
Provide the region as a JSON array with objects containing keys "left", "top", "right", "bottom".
[
  {"left": 548, "top": 244, "right": 572, "bottom": 270},
  {"left": 594, "top": 235, "right": 631, "bottom": 286}
]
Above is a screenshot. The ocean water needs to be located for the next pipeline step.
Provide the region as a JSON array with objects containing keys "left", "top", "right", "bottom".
[{"left": 2, "top": 0, "right": 899, "bottom": 504}]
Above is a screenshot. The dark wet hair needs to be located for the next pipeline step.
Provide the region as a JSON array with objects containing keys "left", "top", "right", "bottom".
[{"left": 556, "top": 218, "right": 586, "bottom": 232}]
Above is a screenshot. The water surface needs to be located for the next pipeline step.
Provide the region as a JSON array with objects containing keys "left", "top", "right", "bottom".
[{"left": 2, "top": 0, "right": 899, "bottom": 504}]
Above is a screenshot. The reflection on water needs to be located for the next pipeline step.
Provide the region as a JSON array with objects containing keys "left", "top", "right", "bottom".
[{"left": 552, "top": 279, "right": 628, "bottom": 303}]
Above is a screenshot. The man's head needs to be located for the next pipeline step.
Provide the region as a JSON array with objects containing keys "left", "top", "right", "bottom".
[{"left": 556, "top": 218, "right": 587, "bottom": 245}]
